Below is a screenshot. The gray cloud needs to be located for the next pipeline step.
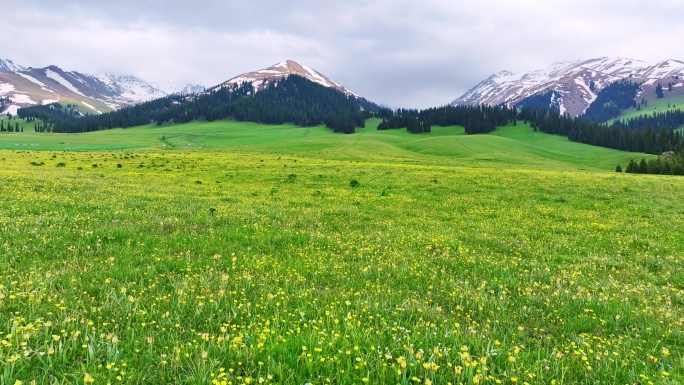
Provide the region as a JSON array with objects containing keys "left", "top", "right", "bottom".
[{"left": 3, "top": 1, "right": 684, "bottom": 108}]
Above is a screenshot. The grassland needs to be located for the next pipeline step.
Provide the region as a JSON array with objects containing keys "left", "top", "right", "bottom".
[
  {"left": 0, "top": 120, "right": 652, "bottom": 171},
  {"left": 0, "top": 116, "right": 33, "bottom": 134},
  {"left": 0, "top": 122, "right": 681, "bottom": 384},
  {"left": 609, "top": 94, "right": 684, "bottom": 126}
]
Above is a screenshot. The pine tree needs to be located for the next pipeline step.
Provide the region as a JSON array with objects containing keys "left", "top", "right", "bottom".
[
  {"left": 626, "top": 159, "right": 637, "bottom": 173},
  {"left": 638, "top": 159, "right": 648, "bottom": 173}
]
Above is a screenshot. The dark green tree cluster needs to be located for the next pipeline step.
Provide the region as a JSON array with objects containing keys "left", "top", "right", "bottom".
[
  {"left": 581, "top": 80, "right": 640, "bottom": 123},
  {"left": 378, "top": 105, "right": 515, "bottom": 135},
  {"left": 324, "top": 113, "right": 366, "bottom": 134},
  {"left": 518, "top": 107, "right": 579, "bottom": 135},
  {"left": 517, "top": 105, "right": 683, "bottom": 155},
  {"left": 624, "top": 149, "right": 684, "bottom": 175},
  {"left": 377, "top": 115, "right": 431, "bottom": 133},
  {"left": 656, "top": 83, "right": 664, "bottom": 98},
  {"left": 464, "top": 115, "right": 496, "bottom": 134},
  {"left": 515, "top": 90, "right": 561, "bottom": 116},
  {"left": 0, "top": 120, "right": 22, "bottom": 132},
  {"left": 568, "top": 125, "right": 681, "bottom": 154},
  {"left": 18, "top": 103, "right": 90, "bottom": 132},
  {"left": 422, "top": 105, "right": 517, "bottom": 128}
]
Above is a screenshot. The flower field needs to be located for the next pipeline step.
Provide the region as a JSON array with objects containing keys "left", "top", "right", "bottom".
[{"left": 0, "top": 147, "right": 682, "bottom": 384}]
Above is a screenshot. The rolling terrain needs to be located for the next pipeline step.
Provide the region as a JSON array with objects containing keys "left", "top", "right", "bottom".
[{"left": 0, "top": 119, "right": 650, "bottom": 171}]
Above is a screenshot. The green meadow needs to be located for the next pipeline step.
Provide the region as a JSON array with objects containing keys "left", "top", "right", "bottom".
[
  {"left": 0, "top": 121, "right": 681, "bottom": 385},
  {"left": 609, "top": 94, "right": 684, "bottom": 127},
  {"left": 0, "top": 119, "right": 651, "bottom": 170}
]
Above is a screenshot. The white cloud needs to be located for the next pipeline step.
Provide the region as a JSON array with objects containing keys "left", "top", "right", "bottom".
[{"left": 2, "top": 1, "right": 684, "bottom": 108}]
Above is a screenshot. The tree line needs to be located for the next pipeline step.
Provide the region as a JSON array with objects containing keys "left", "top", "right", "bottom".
[
  {"left": 581, "top": 80, "right": 640, "bottom": 123},
  {"left": 622, "top": 151, "right": 684, "bottom": 175},
  {"left": 377, "top": 105, "right": 517, "bottom": 134},
  {"left": 611, "top": 109, "right": 684, "bottom": 131}
]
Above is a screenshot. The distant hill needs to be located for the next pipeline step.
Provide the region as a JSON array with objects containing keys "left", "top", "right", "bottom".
[
  {"left": 0, "top": 58, "right": 203, "bottom": 115},
  {"left": 452, "top": 57, "right": 684, "bottom": 118}
]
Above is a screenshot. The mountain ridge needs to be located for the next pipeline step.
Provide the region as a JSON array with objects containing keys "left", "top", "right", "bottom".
[
  {"left": 452, "top": 57, "right": 684, "bottom": 117},
  {"left": 0, "top": 59, "right": 25, "bottom": 73},
  {"left": 0, "top": 59, "right": 203, "bottom": 115}
]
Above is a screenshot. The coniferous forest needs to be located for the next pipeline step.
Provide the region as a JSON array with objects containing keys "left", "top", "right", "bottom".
[
  {"left": 581, "top": 80, "right": 640, "bottom": 123},
  {"left": 18, "top": 75, "right": 378, "bottom": 134},
  {"left": 376, "top": 105, "right": 517, "bottom": 134},
  {"left": 515, "top": 90, "right": 561, "bottom": 116},
  {"left": 611, "top": 109, "right": 684, "bottom": 131}
]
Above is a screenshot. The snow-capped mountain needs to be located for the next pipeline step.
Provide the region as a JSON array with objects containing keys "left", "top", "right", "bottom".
[
  {"left": 0, "top": 59, "right": 25, "bottom": 73},
  {"left": 452, "top": 57, "right": 684, "bottom": 117},
  {"left": 0, "top": 59, "right": 203, "bottom": 115},
  {"left": 210, "top": 60, "right": 357, "bottom": 97},
  {"left": 171, "top": 84, "right": 206, "bottom": 95}
]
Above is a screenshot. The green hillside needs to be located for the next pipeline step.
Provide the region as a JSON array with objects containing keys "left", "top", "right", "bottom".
[
  {"left": 0, "top": 119, "right": 652, "bottom": 171},
  {"left": 608, "top": 93, "right": 684, "bottom": 126}
]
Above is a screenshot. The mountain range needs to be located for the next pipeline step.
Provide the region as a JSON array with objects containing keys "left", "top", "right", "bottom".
[
  {"left": 451, "top": 57, "right": 684, "bottom": 117},
  {"left": 15, "top": 58, "right": 374, "bottom": 135},
  {"left": 6, "top": 56, "right": 684, "bottom": 124},
  {"left": 0, "top": 58, "right": 203, "bottom": 115}
]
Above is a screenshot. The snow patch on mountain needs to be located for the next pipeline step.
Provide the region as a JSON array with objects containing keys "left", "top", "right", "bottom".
[
  {"left": 11, "top": 93, "right": 37, "bottom": 105},
  {"left": 0, "top": 83, "right": 15, "bottom": 95},
  {"left": 17, "top": 73, "right": 49, "bottom": 89},
  {"left": 2, "top": 105, "right": 20, "bottom": 115},
  {"left": 81, "top": 101, "right": 102, "bottom": 114},
  {"left": 215, "top": 60, "right": 358, "bottom": 97},
  {"left": 46, "top": 68, "right": 86, "bottom": 97}
]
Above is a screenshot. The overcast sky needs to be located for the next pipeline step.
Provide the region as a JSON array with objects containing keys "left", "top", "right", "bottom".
[{"left": 3, "top": 1, "right": 684, "bottom": 108}]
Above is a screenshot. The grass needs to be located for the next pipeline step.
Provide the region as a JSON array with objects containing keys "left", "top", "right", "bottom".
[
  {"left": 0, "top": 121, "right": 653, "bottom": 172},
  {"left": 609, "top": 94, "right": 684, "bottom": 126},
  {"left": 0, "top": 121, "right": 681, "bottom": 384},
  {"left": 0, "top": 116, "right": 33, "bottom": 134}
]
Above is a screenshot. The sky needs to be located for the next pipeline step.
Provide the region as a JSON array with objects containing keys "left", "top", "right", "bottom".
[{"left": 3, "top": 0, "right": 684, "bottom": 109}]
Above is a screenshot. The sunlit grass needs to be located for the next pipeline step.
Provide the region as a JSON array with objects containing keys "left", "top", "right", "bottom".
[
  {"left": 0, "top": 120, "right": 652, "bottom": 173},
  {"left": 0, "top": 146, "right": 681, "bottom": 384}
]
